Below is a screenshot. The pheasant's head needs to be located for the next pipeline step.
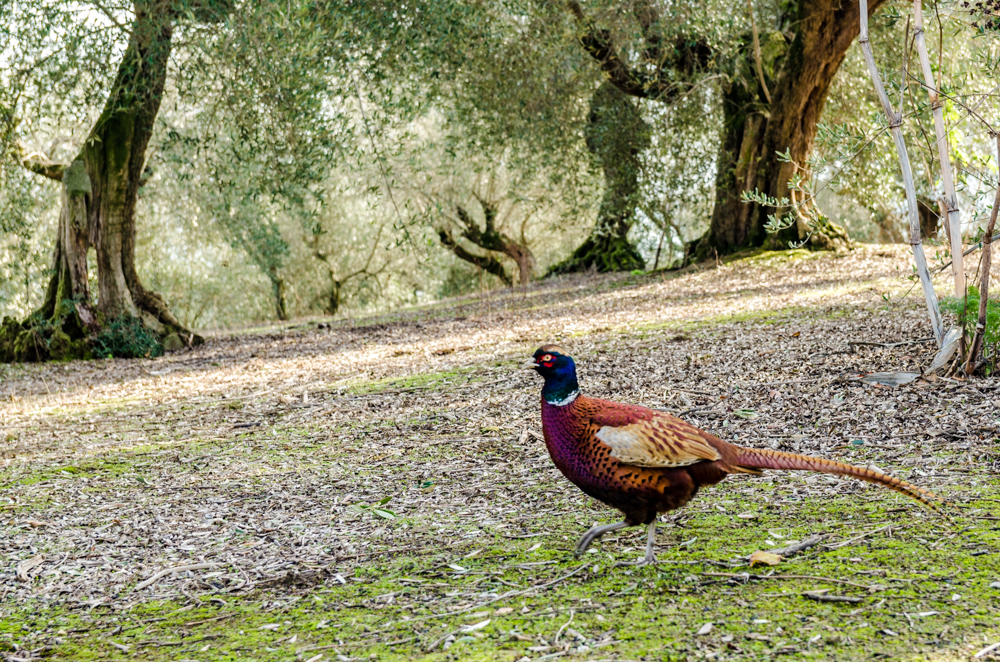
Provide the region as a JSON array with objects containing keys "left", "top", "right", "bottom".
[{"left": 524, "top": 345, "right": 580, "bottom": 405}]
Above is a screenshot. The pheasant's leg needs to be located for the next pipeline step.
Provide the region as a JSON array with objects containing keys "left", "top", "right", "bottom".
[
  {"left": 613, "top": 521, "right": 657, "bottom": 568},
  {"left": 574, "top": 521, "right": 628, "bottom": 557}
]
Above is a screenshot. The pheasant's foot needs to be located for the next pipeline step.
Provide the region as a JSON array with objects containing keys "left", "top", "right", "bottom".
[
  {"left": 611, "top": 556, "right": 655, "bottom": 568},
  {"left": 612, "top": 521, "right": 657, "bottom": 568},
  {"left": 573, "top": 521, "right": 628, "bottom": 557}
]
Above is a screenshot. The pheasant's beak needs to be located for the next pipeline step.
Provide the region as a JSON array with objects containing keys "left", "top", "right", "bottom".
[{"left": 521, "top": 359, "right": 539, "bottom": 370}]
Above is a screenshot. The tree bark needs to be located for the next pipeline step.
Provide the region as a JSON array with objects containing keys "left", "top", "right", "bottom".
[
  {"left": 269, "top": 266, "right": 289, "bottom": 321},
  {"left": 704, "top": 0, "right": 878, "bottom": 254},
  {"left": 438, "top": 226, "right": 513, "bottom": 287},
  {"left": 761, "top": 0, "right": 875, "bottom": 249}
]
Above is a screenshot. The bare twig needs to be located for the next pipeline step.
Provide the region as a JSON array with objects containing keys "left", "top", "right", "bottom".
[
  {"left": 553, "top": 609, "right": 575, "bottom": 644},
  {"left": 747, "top": 0, "right": 772, "bottom": 103},
  {"left": 974, "top": 642, "right": 1000, "bottom": 659},
  {"left": 824, "top": 524, "right": 892, "bottom": 549},
  {"left": 407, "top": 563, "right": 589, "bottom": 627},
  {"left": 761, "top": 534, "right": 826, "bottom": 557},
  {"left": 134, "top": 563, "right": 219, "bottom": 591},
  {"left": 848, "top": 338, "right": 935, "bottom": 348},
  {"left": 964, "top": 133, "right": 1000, "bottom": 373},
  {"left": 704, "top": 572, "right": 874, "bottom": 590},
  {"left": 803, "top": 591, "right": 863, "bottom": 604}
]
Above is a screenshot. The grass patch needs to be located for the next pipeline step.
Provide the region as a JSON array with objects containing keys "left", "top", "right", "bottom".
[
  {"left": 0, "top": 457, "right": 135, "bottom": 489},
  {"left": 4, "top": 248, "right": 994, "bottom": 662},
  {"left": 4, "top": 485, "right": 998, "bottom": 661}
]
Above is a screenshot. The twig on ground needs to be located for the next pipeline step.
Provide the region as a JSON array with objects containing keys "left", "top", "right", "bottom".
[
  {"left": 553, "top": 609, "right": 575, "bottom": 645},
  {"left": 803, "top": 590, "right": 863, "bottom": 604},
  {"left": 703, "top": 572, "right": 874, "bottom": 591},
  {"left": 184, "top": 613, "right": 235, "bottom": 627},
  {"left": 848, "top": 338, "right": 935, "bottom": 349},
  {"left": 762, "top": 534, "right": 826, "bottom": 557},
  {"left": 134, "top": 563, "right": 219, "bottom": 591},
  {"left": 823, "top": 524, "right": 892, "bottom": 550},
  {"left": 407, "top": 563, "right": 589, "bottom": 628},
  {"left": 974, "top": 642, "right": 1000, "bottom": 658}
]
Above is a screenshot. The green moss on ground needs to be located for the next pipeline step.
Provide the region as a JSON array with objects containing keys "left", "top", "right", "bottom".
[{"left": 4, "top": 472, "right": 998, "bottom": 660}]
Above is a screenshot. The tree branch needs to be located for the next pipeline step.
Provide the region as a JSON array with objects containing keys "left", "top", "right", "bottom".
[
  {"left": 89, "top": 0, "right": 132, "bottom": 35},
  {"left": 17, "top": 142, "right": 65, "bottom": 181},
  {"left": 438, "top": 227, "right": 512, "bottom": 286},
  {"left": 566, "top": 0, "right": 710, "bottom": 101},
  {"left": 747, "top": 0, "right": 772, "bottom": 103},
  {"left": 964, "top": 133, "right": 1000, "bottom": 373}
]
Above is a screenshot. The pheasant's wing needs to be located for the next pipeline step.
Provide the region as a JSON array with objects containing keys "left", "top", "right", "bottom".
[{"left": 593, "top": 404, "right": 721, "bottom": 468}]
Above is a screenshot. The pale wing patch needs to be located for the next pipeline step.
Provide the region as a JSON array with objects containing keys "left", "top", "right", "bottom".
[{"left": 596, "top": 422, "right": 721, "bottom": 468}]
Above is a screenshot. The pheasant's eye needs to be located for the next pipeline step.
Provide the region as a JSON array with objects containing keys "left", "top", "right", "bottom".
[{"left": 541, "top": 354, "right": 553, "bottom": 363}]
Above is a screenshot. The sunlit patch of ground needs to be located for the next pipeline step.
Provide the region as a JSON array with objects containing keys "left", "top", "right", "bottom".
[{"left": 2, "top": 245, "right": 999, "bottom": 661}]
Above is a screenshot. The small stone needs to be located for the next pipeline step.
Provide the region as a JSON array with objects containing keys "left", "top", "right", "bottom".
[
  {"left": 990, "top": 581, "right": 1000, "bottom": 589},
  {"left": 162, "top": 333, "right": 184, "bottom": 351},
  {"left": 697, "top": 622, "right": 714, "bottom": 636}
]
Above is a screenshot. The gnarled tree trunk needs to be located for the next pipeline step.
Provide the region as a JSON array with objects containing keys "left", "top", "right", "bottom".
[
  {"left": 570, "top": 0, "right": 871, "bottom": 258},
  {"left": 703, "top": 0, "right": 876, "bottom": 254},
  {"left": 7, "top": 1, "right": 225, "bottom": 362},
  {"left": 437, "top": 197, "right": 537, "bottom": 286}
]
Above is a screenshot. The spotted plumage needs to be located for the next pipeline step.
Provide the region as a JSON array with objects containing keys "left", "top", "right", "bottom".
[{"left": 525, "top": 345, "right": 943, "bottom": 565}]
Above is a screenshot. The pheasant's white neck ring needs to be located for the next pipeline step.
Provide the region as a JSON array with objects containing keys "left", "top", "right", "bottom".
[{"left": 546, "top": 389, "right": 579, "bottom": 407}]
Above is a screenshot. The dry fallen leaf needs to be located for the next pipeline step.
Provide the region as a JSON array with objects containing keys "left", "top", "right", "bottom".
[
  {"left": 748, "top": 551, "right": 782, "bottom": 567},
  {"left": 0, "top": 247, "right": 986, "bottom": 637},
  {"left": 461, "top": 619, "right": 490, "bottom": 633},
  {"left": 16, "top": 554, "right": 44, "bottom": 582}
]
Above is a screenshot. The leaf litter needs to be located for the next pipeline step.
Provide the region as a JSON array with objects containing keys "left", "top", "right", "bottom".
[{"left": 1, "top": 246, "right": 1000, "bottom": 660}]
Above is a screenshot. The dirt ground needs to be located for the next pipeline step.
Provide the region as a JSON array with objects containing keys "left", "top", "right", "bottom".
[{"left": 2, "top": 246, "right": 999, "bottom": 662}]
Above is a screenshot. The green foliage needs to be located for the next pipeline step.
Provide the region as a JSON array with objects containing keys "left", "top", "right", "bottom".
[
  {"left": 89, "top": 316, "right": 164, "bottom": 360},
  {"left": 4, "top": 0, "right": 1000, "bottom": 333},
  {"left": 941, "top": 286, "right": 1000, "bottom": 342},
  {"left": 941, "top": 286, "right": 1000, "bottom": 369}
]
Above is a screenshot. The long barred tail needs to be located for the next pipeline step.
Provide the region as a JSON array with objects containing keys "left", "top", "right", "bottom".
[{"left": 735, "top": 446, "right": 944, "bottom": 514}]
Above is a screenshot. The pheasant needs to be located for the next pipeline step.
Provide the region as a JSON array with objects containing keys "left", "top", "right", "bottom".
[{"left": 524, "top": 345, "right": 942, "bottom": 566}]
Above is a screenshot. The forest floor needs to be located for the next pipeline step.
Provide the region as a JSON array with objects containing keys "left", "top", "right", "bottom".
[{"left": 2, "top": 245, "right": 1000, "bottom": 662}]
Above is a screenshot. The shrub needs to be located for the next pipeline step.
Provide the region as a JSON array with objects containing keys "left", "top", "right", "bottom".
[{"left": 90, "top": 315, "right": 164, "bottom": 359}]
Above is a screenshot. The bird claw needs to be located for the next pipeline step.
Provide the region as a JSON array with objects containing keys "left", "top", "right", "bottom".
[{"left": 612, "top": 556, "right": 655, "bottom": 569}]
